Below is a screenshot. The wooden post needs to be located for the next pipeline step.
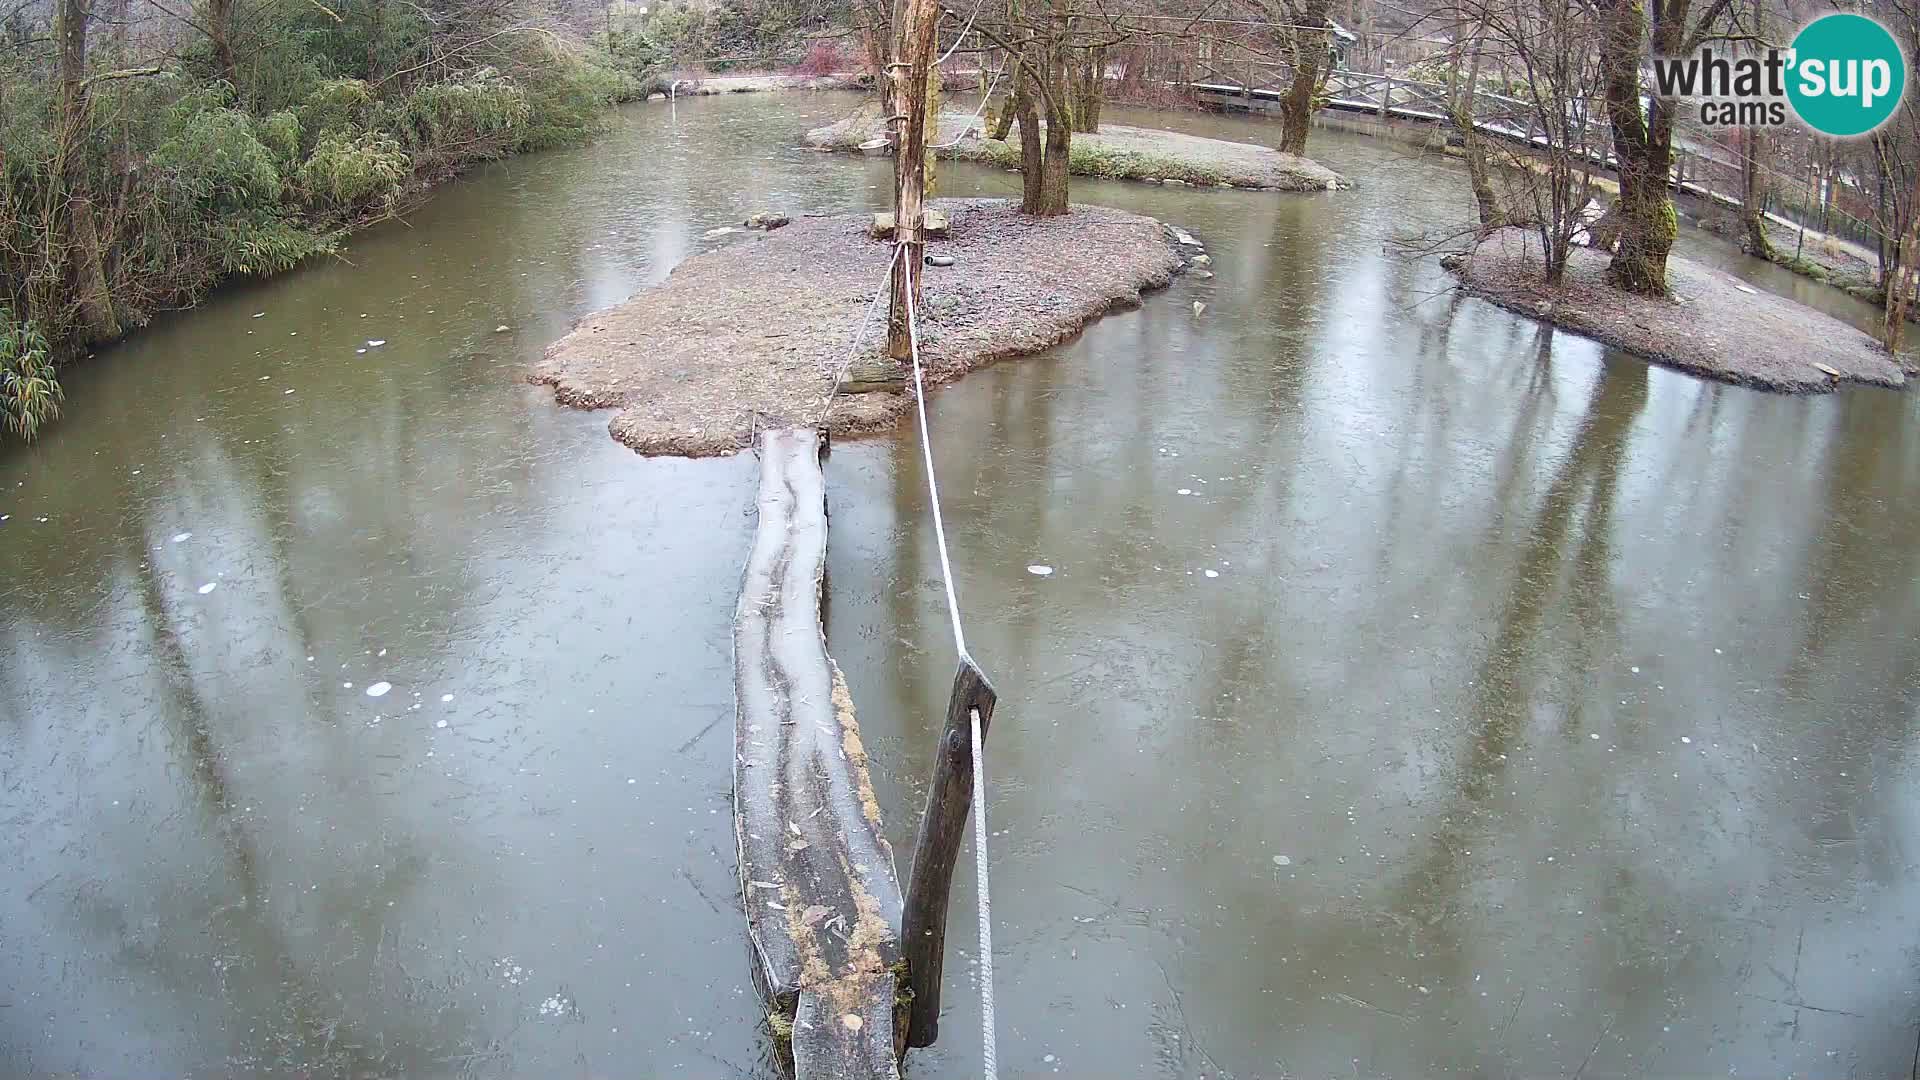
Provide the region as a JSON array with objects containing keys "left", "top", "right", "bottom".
[
  {"left": 885, "top": 0, "right": 937, "bottom": 360},
  {"left": 1377, "top": 74, "right": 1392, "bottom": 118},
  {"left": 900, "top": 656, "right": 998, "bottom": 1048}
]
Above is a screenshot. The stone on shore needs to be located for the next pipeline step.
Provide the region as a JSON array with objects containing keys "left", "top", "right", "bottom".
[{"left": 868, "top": 209, "right": 948, "bottom": 240}]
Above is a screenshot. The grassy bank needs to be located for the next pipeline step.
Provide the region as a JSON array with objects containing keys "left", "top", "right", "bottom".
[{"left": 0, "top": 2, "right": 681, "bottom": 441}]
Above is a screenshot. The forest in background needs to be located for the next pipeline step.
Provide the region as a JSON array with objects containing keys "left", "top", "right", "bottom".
[{"left": 0, "top": 0, "right": 848, "bottom": 439}]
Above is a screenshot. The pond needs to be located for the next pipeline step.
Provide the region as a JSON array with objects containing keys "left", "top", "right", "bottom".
[{"left": 4, "top": 92, "right": 1918, "bottom": 1077}]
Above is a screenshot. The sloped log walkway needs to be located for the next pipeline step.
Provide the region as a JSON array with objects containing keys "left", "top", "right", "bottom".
[{"left": 734, "top": 427, "right": 905, "bottom": 1077}]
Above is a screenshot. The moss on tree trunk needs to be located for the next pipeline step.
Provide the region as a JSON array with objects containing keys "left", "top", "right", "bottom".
[
  {"left": 1599, "top": 0, "right": 1677, "bottom": 296},
  {"left": 1276, "top": 0, "right": 1330, "bottom": 157}
]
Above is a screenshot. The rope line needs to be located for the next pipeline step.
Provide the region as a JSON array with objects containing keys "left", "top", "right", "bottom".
[
  {"left": 817, "top": 244, "right": 906, "bottom": 428},
  {"left": 901, "top": 266, "right": 968, "bottom": 660},
  {"left": 969, "top": 704, "right": 998, "bottom": 1080},
  {"left": 902, "top": 247, "right": 997, "bottom": 1080},
  {"left": 936, "top": 0, "right": 987, "bottom": 66},
  {"left": 819, "top": 229, "right": 997, "bottom": 1078},
  {"left": 929, "top": 65, "right": 1004, "bottom": 151}
]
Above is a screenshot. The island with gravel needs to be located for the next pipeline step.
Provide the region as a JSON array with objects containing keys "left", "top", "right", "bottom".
[
  {"left": 1445, "top": 227, "right": 1908, "bottom": 393},
  {"left": 534, "top": 198, "right": 1190, "bottom": 456},
  {"left": 804, "top": 103, "right": 1348, "bottom": 192}
]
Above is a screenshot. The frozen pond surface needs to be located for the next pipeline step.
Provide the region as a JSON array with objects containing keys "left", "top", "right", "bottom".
[{"left": 4, "top": 93, "right": 1919, "bottom": 1077}]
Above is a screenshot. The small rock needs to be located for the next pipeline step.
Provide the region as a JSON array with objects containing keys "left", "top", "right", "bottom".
[
  {"left": 744, "top": 212, "right": 791, "bottom": 230},
  {"left": 645, "top": 92, "right": 666, "bottom": 102},
  {"left": 704, "top": 226, "right": 736, "bottom": 238},
  {"left": 839, "top": 357, "right": 906, "bottom": 394},
  {"left": 869, "top": 212, "right": 896, "bottom": 239},
  {"left": 1733, "top": 283, "right": 1759, "bottom": 295},
  {"left": 1027, "top": 565, "right": 1053, "bottom": 576},
  {"left": 1142, "top": 177, "right": 1163, "bottom": 184},
  {"left": 1163, "top": 178, "right": 1187, "bottom": 187},
  {"left": 1191, "top": 269, "right": 1215, "bottom": 280},
  {"left": 1272, "top": 855, "right": 1291, "bottom": 867},
  {"left": 1325, "top": 178, "right": 1340, "bottom": 191},
  {"left": 923, "top": 208, "right": 951, "bottom": 238},
  {"left": 1190, "top": 254, "right": 1212, "bottom": 267},
  {"left": 926, "top": 253, "right": 955, "bottom": 267},
  {"left": 1192, "top": 301, "right": 1207, "bottom": 316},
  {"left": 494, "top": 325, "right": 511, "bottom": 333}
]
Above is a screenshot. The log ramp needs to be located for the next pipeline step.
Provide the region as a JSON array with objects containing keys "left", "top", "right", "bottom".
[{"left": 734, "top": 428, "right": 906, "bottom": 1077}]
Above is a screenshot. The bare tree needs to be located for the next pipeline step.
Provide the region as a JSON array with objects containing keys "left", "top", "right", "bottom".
[
  {"left": 1596, "top": 0, "right": 1735, "bottom": 296},
  {"left": 1441, "top": 0, "right": 1604, "bottom": 283},
  {"left": 1268, "top": 0, "right": 1331, "bottom": 155},
  {"left": 53, "top": 0, "right": 121, "bottom": 339},
  {"left": 1867, "top": 0, "right": 1918, "bottom": 349}
]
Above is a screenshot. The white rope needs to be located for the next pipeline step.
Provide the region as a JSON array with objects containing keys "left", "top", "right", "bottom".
[
  {"left": 969, "top": 704, "right": 998, "bottom": 1080},
  {"left": 902, "top": 248, "right": 997, "bottom": 1079},
  {"left": 901, "top": 260, "right": 967, "bottom": 659},
  {"left": 936, "top": 0, "right": 987, "bottom": 66},
  {"left": 929, "top": 64, "right": 1004, "bottom": 151},
  {"left": 818, "top": 244, "right": 905, "bottom": 427}
]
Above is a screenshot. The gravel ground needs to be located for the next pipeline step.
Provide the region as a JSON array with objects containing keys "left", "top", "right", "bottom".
[
  {"left": 805, "top": 104, "right": 1348, "bottom": 191},
  {"left": 1448, "top": 227, "right": 1907, "bottom": 393},
  {"left": 533, "top": 199, "right": 1184, "bottom": 456}
]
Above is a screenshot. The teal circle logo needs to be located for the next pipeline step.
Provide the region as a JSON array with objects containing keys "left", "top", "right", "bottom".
[{"left": 1786, "top": 13, "right": 1907, "bottom": 136}]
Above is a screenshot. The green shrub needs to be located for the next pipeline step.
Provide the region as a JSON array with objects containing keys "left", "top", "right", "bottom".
[
  {"left": 519, "top": 55, "right": 623, "bottom": 150},
  {"left": 398, "top": 74, "right": 530, "bottom": 160},
  {"left": 0, "top": 313, "right": 59, "bottom": 443},
  {"left": 150, "top": 105, "right": 285, "bottom": 211},
  {"left": 298, "top": 130, "right": 409, "bottom": 213},
  {"left": 256, "top": 110, "right": 303, "bottom": 169},
  {"left": 210, "top": 213, "right": 338, "bottom": 276},
  {"left": 298, "top": 78, "right": 377, "bottom": 147}
]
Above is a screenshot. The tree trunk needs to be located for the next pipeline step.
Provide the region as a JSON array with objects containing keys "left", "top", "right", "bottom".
[
  {"left": 1740, "top": 127, "right": 1774, "bottom": 260},
  {"left": 1037, "top": 106, "right": 1070, "bottom": 214},
  {"left": 366, "top": 0, "right": 384, "bottom": 81},
  {"left": 54, "top": 0, "right": 120, "bottom": 342},
  {"left": 885, "top": 0, "right": 937, "bottom": 359},
  {"left": 924, "top": 47, "right": 939, "bottom": 198},
  {"left": 1070, "top": 45, "right": 1103, "bottom": 133},
  {"left": 1886, "top": 173, "right": 1920, "bottom": 353},
  {"left": 1014, "top": 55, "right": 1045, "bottom": 213},
  {"left": 1277, "top": 0, "right": 1331, "bottom": 156},
  {"left": 1453, "top": 37, "right": 1501, "bottom": 230},
  {"left": 988, "top": 78, "right": 1018, "bottom": 139},
  {"left": 207, "top": 0, "right": 239, "bottom": 90},
  {"left": 1599, "top": 0, "right": 1675, "bottom": 296}
]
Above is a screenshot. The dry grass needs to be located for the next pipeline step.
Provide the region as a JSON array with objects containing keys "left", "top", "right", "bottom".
[{"left": 533, "top": 199, "right": 1184, "bottom": 456}]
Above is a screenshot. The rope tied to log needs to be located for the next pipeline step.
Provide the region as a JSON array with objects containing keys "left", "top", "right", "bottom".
[
  {"left": 817, "top": 244, "right": 906, "bottom": 429},
  {"left": 902, "top": 250, "right": 999, "bottom": 1080}
]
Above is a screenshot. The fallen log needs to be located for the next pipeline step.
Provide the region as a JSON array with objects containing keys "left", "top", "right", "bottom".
[{"left": 733, "top": 427, "right": 906, "bottom": 1078}]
